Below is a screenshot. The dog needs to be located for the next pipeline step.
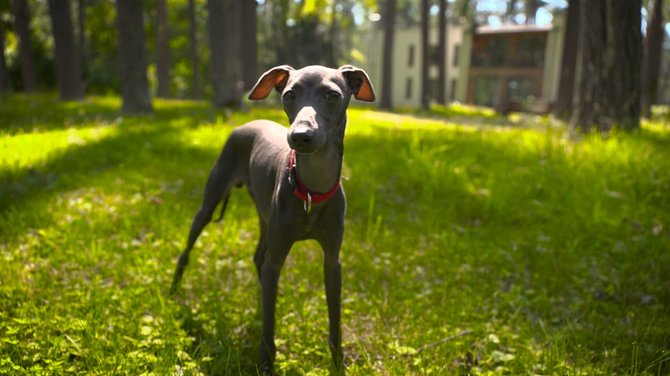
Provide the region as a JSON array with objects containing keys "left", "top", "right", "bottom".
[{"left": 170, "top": 64, "right": 375, "bottom": 373}]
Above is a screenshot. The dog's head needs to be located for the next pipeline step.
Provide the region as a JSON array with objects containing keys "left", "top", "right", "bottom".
[{"left": 248, "top": 65, "right": 375, "bottom": 154}]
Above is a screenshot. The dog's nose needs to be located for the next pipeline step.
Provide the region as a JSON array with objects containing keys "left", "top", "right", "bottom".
[{"left": 290, "top": 129, "right": 314, "bottom": 145}]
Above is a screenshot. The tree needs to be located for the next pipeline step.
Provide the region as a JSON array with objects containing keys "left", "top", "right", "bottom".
[
  {"left": 48, "top": 0, "right": 84, "bottom": 100},
  {"left": 155, "top": 0, "right": 170, "bottom": 98},
  {"left": 77, "top": 0, "right": 86, "bottom": 80},
  {"left": 380, "top": 0, "right": 396, "bottom": 110},
  {"left": 437, "top": 0, "right": 448, "bottom": 104},
  {"left": 13, "top": 0, "right": 37, "bottom": 92},
  {"left": 207, "top": 0, "right": 241, "bottom": 108},
  {"left": 0, "top": 14, "right": 10, "bottom": 93},
  {"left": 570, "top": 0, "right": 641, "bottom": 132},
  {"left": 116, "top": 0, "right": 153, "bottom": 113},
  {"left": 420, "top": 0, "right": 430, "bottom": 110},
  {"left": 553, "top": 0, "right": 579, "bottom": 119},
  {"left": 641, "top": 0, "right": 664, "bottom": 118},
  {"left": 240, "top": 0, "right": 257, "bottom": 91},
  {"left": 188, "top": 0, "right": 200, "bottom": 99}
]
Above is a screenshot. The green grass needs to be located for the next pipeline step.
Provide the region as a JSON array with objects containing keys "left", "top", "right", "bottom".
[{"left": 1, "top": 94, "right": 669, "bottom": 375}]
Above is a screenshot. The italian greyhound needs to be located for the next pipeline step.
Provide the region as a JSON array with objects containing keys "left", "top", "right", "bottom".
[{"left": 170, "top": 65, "right": 375, "bottom": 373}]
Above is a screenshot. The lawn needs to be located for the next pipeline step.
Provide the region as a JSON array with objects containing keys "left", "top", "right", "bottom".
[{"left": 1, "top": 94, "right": 669, "bottom": 375}]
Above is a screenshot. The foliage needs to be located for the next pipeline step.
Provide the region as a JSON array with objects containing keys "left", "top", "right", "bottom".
[{"left": 1, "top": 95, "right": 669, "bottom": 374}]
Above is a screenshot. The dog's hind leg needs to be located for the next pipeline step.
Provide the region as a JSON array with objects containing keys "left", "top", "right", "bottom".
[{"left": 170, "top": 147, "right": 239, "bottom": 294}]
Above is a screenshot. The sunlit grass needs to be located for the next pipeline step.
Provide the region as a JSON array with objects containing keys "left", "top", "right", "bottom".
[{"left": 1, "top": 95, "right": 669, "bottom": 374}]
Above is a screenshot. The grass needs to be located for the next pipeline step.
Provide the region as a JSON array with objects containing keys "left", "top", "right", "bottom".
[{"left": 1, "top": 94, "right": 669, "bottom": 375}]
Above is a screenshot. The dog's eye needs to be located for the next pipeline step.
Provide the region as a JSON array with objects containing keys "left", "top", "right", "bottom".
[
  {"left": 283, "top": 90, "right": 296, "bottom": 102},
  {"left": 326, "top": 90, "right": 341, "bottom": 101}
]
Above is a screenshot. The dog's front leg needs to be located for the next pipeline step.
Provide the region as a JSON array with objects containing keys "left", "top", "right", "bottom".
[
  {"left": 320, "top": 233, "right": 344, "bottom": 369},
  {"left": 258, "top": 237, "right": 292, "bottom": 374}
]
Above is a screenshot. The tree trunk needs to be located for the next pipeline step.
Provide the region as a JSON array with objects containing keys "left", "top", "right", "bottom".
[
  {"left": 570, "top": 0, "right": 606, "bottom": 132},
  {"left": 570, "top": 0, "right": 641, "bottom": 132},
  {"left": 641, "top": 0, "right": 664, "bottom": 118},
  {"left": 420, "top": 0, "right": 430, "bottom": 110},
  {"left": 0, "top": 19, "right": 11, "bottom": 93},
  {"left": 188, "top": 0, "right": 200, "bottom": 99},
  {"left": 155, "top": 0, "right": 170, "bottom": 98},
  {"left": 48, "top": 0, "right": 84, "bottom": 101},
  {"left": 207, "top": 0, "right": 241, "bottom": 108},
  {"left": 437, "top": 0, "right": 447, "bottom": 104},
  {"left": 553, "top": 0, "right": 579, "bottom": 119},
  {"left": 606, "top": 0, "right": 641, "bottom": 130},
  {"left": 77, "top": 0, "right": 86, "bottom": 82},
  {"left": 240, "top": 0, "right": 257, "bottom": 91},
  {"left": 116, "top": 0, "right": 153, "bottom": 113},
  {"left": 380, "top": 0, "right": 396, "bottom": 110},
  {"left": 13, "top": 0, "right": 37, "bottom": 92}
]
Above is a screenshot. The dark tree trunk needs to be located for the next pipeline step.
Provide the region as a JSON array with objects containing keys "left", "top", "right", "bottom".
[
  {"left": 553, "top": 0, "right": 579, "bottom": 119},
  {"left": 570, "top": 0, "right": 606, "bottom": 132},
  {"left": 570, "top": 0, "right": 641, "bottom": 132},
  {"left": 605, "top": 0, "right": 641, "bottom": 130},
  {"left": 437, "top": 0, "right": 447, "bottom": 104},
  {"left": 48, "top": 0, "right": 84, "bottom": 101},
  {"left": 155, "top": 0, "right": 170, "bottom": 98},
  {"left": 240, "top": 0, "right": 257, "bottom": 91},
  {"left": 208, "top": 0, "right": 241, "bottom": 108},
  {"left": 272, "top": 0, "right": 290, "bottom": 65},
  {"left": 13, "top": 0, "right": 37, "bottom": 92},
  {"left": 641, "top": 0, "right": 664, "bottom": 118},
  {"left": 328, "top": 0, "right": 339, "bottom": 67},
  {"left": 116, "top": 0, "right": 153, "bottom": 113},
  {"left": 380, "top": 0, "right": 396, "bottom": 110},
  {"left": 420, "top": 0, "right": 430, "bottom": 110},
  {"left": 0, "top": 19, "right": 11, "bottom": 93},
  {"left": 188, "top": 0, "right": 200, "bottom": 99},
  {"left": 77, "top": 0, "right": 86, "bottom": 81}
]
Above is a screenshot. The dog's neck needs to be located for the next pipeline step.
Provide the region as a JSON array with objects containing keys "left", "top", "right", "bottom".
[
  {"left": 294, "top": 119, "right": 345, "bottom": 194},
  {"left": 294, "top": 140, "right": 343, "bottom": 194}
]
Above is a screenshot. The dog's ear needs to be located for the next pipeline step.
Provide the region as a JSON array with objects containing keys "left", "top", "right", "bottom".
[
  {"left": 248, "top": 65, "right": 294, "bottom": 100},
  {"left": 339, "top": 65, "right": 375, "bottom": 102}
]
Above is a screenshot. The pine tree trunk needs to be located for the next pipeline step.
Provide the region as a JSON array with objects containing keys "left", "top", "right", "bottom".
[
  {"left": 0, "top": 20, "right": 11, "bottom": 93},
  {"left": 13, "top": 0, "right": 37, "bottom": 92},
  {"left": 380, "top": 0, "right": 396, "bottom": 110},
  {"left": 240, "top": 0, "right": 257, "bottom": 91},
  {"left": 437, "top": 0, "right": 447, "bottom": 104},
  {"left": 155, "top": 0, "right": 170, "bottom": 98},
  {"left": 553, "top": 0, "right": 578, "bottom": 119},
  {"left": 116, "top": 0, "right": 153, "bottom": 113},
  {"left": 570, "top": 0, "right": 606, "bottom": 132},
  {"left": 606, "top": 0, "right": 641, "bottom": 130},
  {"left": 77, "top": 0, "right": 86, "bottom": 83},
  {"left": 48, "top": 0, "right": 84, "bottom": 101},
  {"left": 420, "top": 0, "right": 430, "bottom": 110},
  {"left": 641, "top": 0, "right": 664, "bottom": 118},
  {"left": 188, "top": 0, "right": 200, "bottom": 99},
  {"left": 570, "top": 0, "right": 641, "bottom": 132},
  {"left": 207, "top": 0, "right": 241, "bottom": 108}
]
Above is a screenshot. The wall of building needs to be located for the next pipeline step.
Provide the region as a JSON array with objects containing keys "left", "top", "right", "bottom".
[{"left": 358, "top": 22, "right": 464, "bottom": 109}]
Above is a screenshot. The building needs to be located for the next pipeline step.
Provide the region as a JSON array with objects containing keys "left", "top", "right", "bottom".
[
  {"left": 360, "top": 22, "right": 464, "bottom": 108},
  {"left": 359, "top": 14, "right": 565, "bottom": 112}
]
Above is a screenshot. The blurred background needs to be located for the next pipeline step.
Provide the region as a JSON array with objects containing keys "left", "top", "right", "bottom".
[{"left": 0, "top": 0, "right": 667, "bottom": 130}]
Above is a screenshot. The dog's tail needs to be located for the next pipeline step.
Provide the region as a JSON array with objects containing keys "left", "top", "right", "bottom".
[{"left": 171, "top": 142, "right": 242, "bottom": 294}]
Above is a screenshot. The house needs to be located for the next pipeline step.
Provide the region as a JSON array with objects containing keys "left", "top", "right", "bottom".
[
  {"left": 359, "top": 13, "right": 565, "bottom": 112},
  {"left": 360, "top": 21, "right": 464, "bottom": 108}
]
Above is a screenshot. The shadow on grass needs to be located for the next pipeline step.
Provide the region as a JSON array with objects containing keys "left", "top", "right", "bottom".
[{"left": 173, "top": 300, "right": 262, "bottom": 375}]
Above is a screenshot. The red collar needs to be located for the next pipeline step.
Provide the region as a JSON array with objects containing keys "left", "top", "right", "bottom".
[{"left": 288, "top": 149, "right": 341, "bottom": 210}]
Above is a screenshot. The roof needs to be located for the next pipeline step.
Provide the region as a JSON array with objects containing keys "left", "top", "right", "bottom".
[{"left": 475, "top": 24, "right": 553, "bottom": 35}]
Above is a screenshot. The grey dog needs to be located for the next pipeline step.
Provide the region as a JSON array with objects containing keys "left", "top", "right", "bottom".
[{"left": 170, "top": 64, "right": 375, "bottom": 373}]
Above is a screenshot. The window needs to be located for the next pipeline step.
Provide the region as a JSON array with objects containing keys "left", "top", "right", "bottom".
[
  {"left": 405, "top": 77, "right": 413, "bottom": 99},
  {"left": 453, "top": 44, "right": 460, "bottom": 66},
  {"left": 450, "top": 79, "right": 457, "bottom": 101},
  {"left": 408, "top": 45, "right": 415, "bottom": 67}
]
